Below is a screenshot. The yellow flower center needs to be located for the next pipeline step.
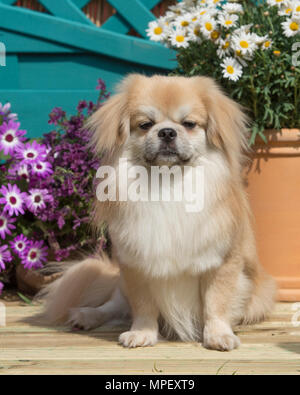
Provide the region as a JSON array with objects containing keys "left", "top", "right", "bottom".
[
  {"left": 236, "top": 50, "right": 241, "bottom": 56},
  {"left": 273, "top": 50, "right": 281, "bottom": 55},
  {"left": 264, "top": 41, "right": 271, "bottom": 47},
  {"left": 194, "top": 28, "right": 200, "bottom": 36},
  {"left": 285, "top": 8, "right": 292, "bottom": 13},
  {"left": 211, "top": 31, "right": 220, "bottom": 40},
  {"left": 192, "top": 17, "right": 197, "bottom": 22},
  {"left": 222, "top": 41, "right": 230, "bottom": 49},
  {"left": 200, "top": 11, "right": 206, "bottom": 16},
  {"left": 176, "top": 35, "right": 185, "bottom": 42},
  {"left": 181, "top": 21, "right": 189, "bottom": 27},
  {"left": 154, "top": 26, "right": 163, "bottom": 35},
  {"left": 290, "top": 22, "right": 299, "bottom": 31},
  {"left": 205, "top": 22, "right": 213, "bottom": 31},
  {"left": 226, "top": 65, "right": 234, "bottom": 74},
  {"left": 225, "top": 20, "right": 233, "bottom": 26},
  {"left": 276, "top": 0, "right": 283, "bottom": 2},
  {"left": 296, "top": 6, "right": 300, "bottom": 11},
  {"left": 240, "top": 40, "right": 249, "bottom": 48}
]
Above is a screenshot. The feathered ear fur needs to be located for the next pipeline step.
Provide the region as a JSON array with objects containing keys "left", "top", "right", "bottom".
[
  {"left": 87, "top": 74, "right": 145, "bottom": 162},
  {"left": 87, "top": 93, "right": 129, "bottom": 162},
  {"left": 192, "top": 76, "right": 249, "bottom": 171}
]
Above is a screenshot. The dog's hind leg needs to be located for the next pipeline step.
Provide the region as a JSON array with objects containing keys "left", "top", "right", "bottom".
[{"left": 68, "top": 287, "right": 130, "bottom": 330}]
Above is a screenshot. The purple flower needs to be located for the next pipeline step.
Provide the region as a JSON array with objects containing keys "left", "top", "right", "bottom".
[
  {"left": 26, "top": 189, "right": 53, "bottom": 213},
  {"left": 0, "top": 281, "right": 4, "bottom": 295},
  {"left": 0, "top": 102, "right": 17, "bottom": 123},
  {"left": 10, "top": 234, "right": 29, "bottom": 257},
  {"left": 48, "top": 107, "right": 66, "bottom": 125},
  {"left": 0, "top": 212, "right": 16, "bottom": 239},
  {"left": 0, "top": 245, "right": 12, "bottom": 271},
  {"left": 0, "top": 184, "right": 27, "bottom": 216},
  {"left": 77, "top": 100, "right": 87, "bottom": 113},
  {"left": 96, "top": 78, "right": 106, "bottom": 91},
  {"left": 0, "top": 121, "right": 26, "bottom": 155},
  {"left": 21, "top": 240, "right": 48, "bottom": 269},
  {"left": 15, "top": 141, "right": 47, "bottom": 165},
  {"left": 31, "top": 161, "right": 53, "bottom": 178}
]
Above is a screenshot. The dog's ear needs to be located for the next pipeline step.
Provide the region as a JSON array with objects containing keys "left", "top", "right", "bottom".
[
  {"left": 87, "top": 92, "right": 129, "bottom": 160},
  {"left": 193, "top": 76, "right": 249, "bottom": 169}
]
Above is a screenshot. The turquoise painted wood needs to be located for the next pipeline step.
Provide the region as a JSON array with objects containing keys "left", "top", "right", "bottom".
[{"left": 0, "top": 0, "right": 176, "bottom": 137}]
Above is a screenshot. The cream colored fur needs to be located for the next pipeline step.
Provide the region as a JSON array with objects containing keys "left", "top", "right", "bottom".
[{"left": 34, "top": 75, "right": 277, "bottom": 351}]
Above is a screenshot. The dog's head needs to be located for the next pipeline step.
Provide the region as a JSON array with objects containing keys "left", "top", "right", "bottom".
[{"left": 88, "top": 74, "right": 248, "bottom": 170}]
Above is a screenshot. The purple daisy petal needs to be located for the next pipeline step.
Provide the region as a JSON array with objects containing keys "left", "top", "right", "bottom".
[
  {"left": 26, "top": 189, "right": 53, "bottom": 214},
  {"left": 9, "top": 234, "right": 29, "bottom": 257},
  {"left": 21, "top": 240, "right": 48, "bottom": 270},
  {"left": 0, "top": 184, "right": 27, "bottom": 216},
  {"left": 0, "top": 244, "right": 12, "bottom": 272},
  {"left": 0, "top": 212, "right": 16, "bottom": 240},
  {"left": 0, "top": 120, "right": 26, "bottom": 156},
  {"left": 15, "top": 141, "right": 47, "bottom": 165}
]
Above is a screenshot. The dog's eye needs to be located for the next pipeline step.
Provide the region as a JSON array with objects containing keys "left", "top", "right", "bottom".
[
  {"left": 139, "top": 121, "right": 154, "bottom": 131},
  {"left": 182, "top": 121, "right": 196, "bottom": 129}
]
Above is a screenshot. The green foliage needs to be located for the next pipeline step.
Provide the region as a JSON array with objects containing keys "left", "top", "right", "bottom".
[{"left": 171, "top": 2, "right": 300, "bottom": 142}]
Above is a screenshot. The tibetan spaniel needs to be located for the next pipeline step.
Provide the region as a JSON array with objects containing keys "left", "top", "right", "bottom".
[{"left": 36, "top": 75, "right": 276, "bottom": 351}]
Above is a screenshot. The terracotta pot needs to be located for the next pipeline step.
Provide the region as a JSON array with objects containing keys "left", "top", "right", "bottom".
[
  {"left": 245, "top": 129, "right": 300, "bottom": 301},
  {"left": 16, "top": 264, "right": 62, "bottom": 295}
]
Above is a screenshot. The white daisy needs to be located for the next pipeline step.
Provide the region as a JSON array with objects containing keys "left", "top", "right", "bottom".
[
  {"left": 200, "top": 15, "right": 218, "bottom": 38},
  {"left": 217, "top": 38, "right": 232, "bottom": 58},
  {"left": 231, "top": 32, "right": 257, "bottom": 57},
  {"left": 146, "top": 20, "right": 168, "bottom": 42},
  {"left": 222, "top": 3, "right": 243, "bottom": 14},
  {"left": 292, "top": 2, "right": 300, "bottom": 17},
  {"left": 262, "top": 39, "right": 273, "bottom": 50},
  {"left": 233, "top": 24, "right": 253, "bottom": 35},
  {"left": 220, "top": 57, "right": 243, "bottom": 81},
  {"left": 218, "top": 12, "right": 239, "bottom": 29},
  {"left": 169, "top": 28, "right": 190, "bottom": 48},
  {"left": 187, "top": 23, "right": 202, "bottom": 42},
  {"left": 267, "top": 0, "right": 290, "bottom": 7},
  {"left": 282, "top": 17, "right": 300, "bottom": 36},
  {"left": 174, "top": 14, "right": 193, "bottom": 29},
  {"left": 278, "top": 4, "right": 294, "bottom": 16}
]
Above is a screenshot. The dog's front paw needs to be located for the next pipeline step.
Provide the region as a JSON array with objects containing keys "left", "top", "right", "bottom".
[
  {"left": 119, "top": 330, "right": 158, "bottom": 348},
  {"left": 203, "top": 320, "right": 240, "bottom": 351},
  {"left": 68, "top": 307, "right": 103, "bottom": 330}
]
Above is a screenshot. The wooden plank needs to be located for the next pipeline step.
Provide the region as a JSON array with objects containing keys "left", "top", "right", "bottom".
[
  {"left": 0, "top": 3, "right": 176, "bottom": 69},
  {"left": 39, "top": 0, "right": 94, "bottom": 25},
  {"left": 0, "top": 302, "right": 299, "bottom": 374},
  {"left": 0, "top": 0, "right": 15, "bottom": 5},
  {"left": 106, "top": 0, "right": 155, "bottom": 38}
]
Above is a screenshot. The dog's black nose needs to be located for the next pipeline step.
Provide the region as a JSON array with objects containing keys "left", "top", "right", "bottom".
[{"left": 158, "top": 128, "right": 177, "bottom": 142}]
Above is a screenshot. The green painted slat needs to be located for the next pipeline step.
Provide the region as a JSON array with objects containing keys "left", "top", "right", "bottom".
[
  {"left": 107, "top": 0, "right": 155, "bottom": 38},
  {"left": 0, "top": 54, "right": 19, "bottom": 89},
  {"left": 0, "top": 0, "right": 15, "bottom": 5},
  {"left": 0, "top": 29, "right": 83, "bottom": 53},
  {"left": 72, "top": 0, "right": 90, "bottom": 9},
  {"left": 0, "top": 4, "right": 176, "bottom": 69},
  {"left": 102, "top": 0, "right": 160, "bottom": 34},
  {"left": 0, "top": 90, "right": 98, "bottom": 138},
  {"left": 39, "top": 0, "right": 93, "bottom": 25}
]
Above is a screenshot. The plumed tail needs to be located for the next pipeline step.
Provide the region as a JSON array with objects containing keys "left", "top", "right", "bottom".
[{"left": 31, "top": 254, "right": 120, "bottom": 325}]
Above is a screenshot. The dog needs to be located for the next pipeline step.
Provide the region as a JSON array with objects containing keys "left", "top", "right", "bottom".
[{"left": 36, "top": 75, "right": 276, "bottom": 351}]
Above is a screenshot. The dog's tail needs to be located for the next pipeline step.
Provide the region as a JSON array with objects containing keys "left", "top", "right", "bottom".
[{"left": 33, "top": 254, "right": 120, "bottom": 325}]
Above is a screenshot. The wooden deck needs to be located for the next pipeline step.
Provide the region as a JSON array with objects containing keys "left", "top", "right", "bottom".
[{"left": 0, "top": 302, "right": 299, "bottom": 375}]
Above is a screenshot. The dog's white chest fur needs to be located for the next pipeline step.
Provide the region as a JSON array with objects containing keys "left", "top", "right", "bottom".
[{"left": 109, "top": 153, "right": 233, "bottom": 278}]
